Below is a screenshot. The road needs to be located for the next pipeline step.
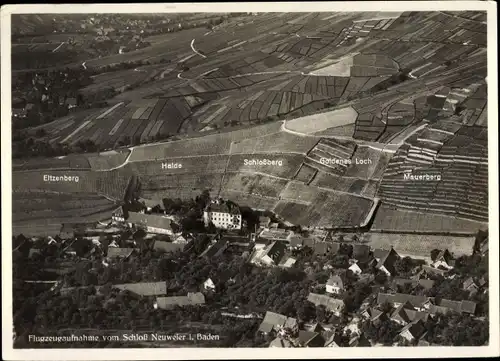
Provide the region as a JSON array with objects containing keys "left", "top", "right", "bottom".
[
  {"left": 52, "top": 42, "right": 66, "bottom": 53},
  {"left": 190, "top": 39, "right": 207, "bottom": 59}
]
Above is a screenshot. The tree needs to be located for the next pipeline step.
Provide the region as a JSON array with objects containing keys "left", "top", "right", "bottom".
[
  {"left": 430, "top": 249, "right": 441, "bottom": 262},
  {"left": 394, "top": 256, "right": 414, "bottom": 276}
]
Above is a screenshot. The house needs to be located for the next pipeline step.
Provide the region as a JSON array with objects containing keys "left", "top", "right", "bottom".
[
  {"left": 153, "top": 240, "right": 185, "bottom": 253},
  {"left": 314, "top": 242, "right": 331, "bottom": 256},
  {"left": 348, "top": 262, "right": 363, "bottom": 275},
  {"left": 199, "top": 238, "right": 228, "bottom": 258},
  {"left": 113, "top": 282, "right": 167, "bottom": 296},
  {"left": 348, "top": 333, "right": 371, "bottom": 347},
  {"left": 296, "top": 331, "right": 324, "bottom": 347},
  {"left": 463, "top": 277, "right": 479, "bottom": 295},
  {"left": 28, "top": 248, "right": 42, "bottom": 259},
  {"left": 108, "top": 240, "right": 119, "bottom": 248},
  {"left": 155, "top": 292, "right": 205, "bottom": 310},
  {"left": 139, "top": 197, "right": 163, "bottom": 212},
  {"left": 259, "top": 228, "right": 291, "bottom": 242},
  {"left": 353, "top": 244, "right": 371, "bottom": 261},
  {"left": 377, "top": 293, "right": 431, "bottom": 310},
  {"left": 390, "top": 302, "right": 429, "bottom": 325},
  {"left": 307, "top": 293, "right": 345, "bottom": 316},
  {"left": 360, "top": 307, "right": 386, "bottom": 324},
  {"left": 329, "top": 242, "right": 341, "bottom": 255},
  {"left": 112, "top": 207, "right": 126, "bottom": 223},
  {"left": 374, "top": 248, "right": 400, "bottom": 276},
  {"left": 323, "top": 332, "right": 343, "bottom": 347},
  {"left": 203, "top": 278, "right": 216, "bottom": 291},
  {"left": 430, "top": 299, "right": 477, "bottom": 315},
  {"left": 288, "top": 235, "right": 303, "bottom": 249},
  {"left": 12, "top": 108, "right": 26, "bottom": 118},
  {"left": 479, "top": 238, "right": 488, "bottom": 256},
  {"left": 173, "top": 234, "right": 189, "bottom": 244},
  {"left": 127, "top": 211, "right": 174, "bottom": 235},
  {"left": 326, "top": 275, "right": 344, "bottom": 294},
  {"left": 304, "top": 322, "right": 323, "bottom": 333},
  {"left": 279, "top": 257, "right": 297, "bottom": 268},
  {"left": 259, "top": 216, "right": 271, "bottom": 229},
  {"left": 421, "top": 264, "right": 448, "bottom": 277},
  {"left": 203, "top": 199, "right": 242, "bottom": 230},
  {"left": 398, "top": 320, "right": 426, "bottom": 343},
  {"left": 269, "top": 337, "right": 293, "bottom": 348},
  {"left": 107, "top": 247, "right": 134, "bottom": 259},
  {"left": 432, "top": 249, "right": 454, "bottom": 270},
  {"left": 258, "top": 311, "right": 298, "bottom": 335},
  {"left": 65, "top": 97, "right": 78, "bottom": 109},
  {"left": 418, "top": 278, "right": 435, "bottom": 290},
  {"left": 260, "top": 241, "right": 287, "bottom": 266}
]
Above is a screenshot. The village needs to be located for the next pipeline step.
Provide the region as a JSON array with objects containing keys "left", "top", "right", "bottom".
[{"left": 12, "top": 192, "right": 489, "bottom": 348}]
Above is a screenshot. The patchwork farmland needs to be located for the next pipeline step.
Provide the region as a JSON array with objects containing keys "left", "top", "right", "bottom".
[{"left": 12, "top": 11, "right": 488, "bottom": 239}]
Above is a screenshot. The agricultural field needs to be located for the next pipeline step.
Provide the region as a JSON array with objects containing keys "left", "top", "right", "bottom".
[
  {"left": 274, "top": 181, "right": 374, "bottom": 228},
  {"left": 11, "top": 11, "right": 489, "bottom": 236},
  {"left": 284, "top": 106, "right": 358, "bottom": 135},
  {"left": 362, "top": 233, "right": 477, "bottom": 258},
  {"left": 371, "top": 204, "right": 488, "bottom": 235},
  {"left": 12, "top": 191, "right": 118, "bottom": 236},
  {"left": 377, "top": 120, "right": 488, "bottom": 223}
]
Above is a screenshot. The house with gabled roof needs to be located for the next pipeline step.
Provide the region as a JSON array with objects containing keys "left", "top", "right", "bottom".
[
  {"left": 360, "top": 307, "right": 387, "bottom": 325},
  {"left": 269, "top": 337, "right": 294, "bottom": 348},
  {"left": 463, "top": 277, "right": 479, "bottom": 295},
  {"left": 314, "top": 242, "right": 331, "bottom": 256},
  {"left": 353, "top": 244, "right": 371, "bottom": 261},
  {"left": 390, "top": 301, "right": 430, "bottom": 326},
  {"left": 374, "top": 247, "right": 400, "bottom": 276},
  {"left": 421, "top": 264, "right": 448, "bottom": 277},
  {"left": 429, "top": 299, "right": 476, "bottom": 315},
  {"left": 349, "top": 333, "right": 371, "bottom": 347},
  {"left": 259, "top": 216, "right": 271, "bottom": 229},
  {"left": 307, "top": 293, "right": 345, "bottom": 316},
  {"left": 326, "top": 275, "right": 344, "bottom": 294},
  {"left": 296, "top": 330, "right": 324, "bottom": 347},
  {"left": 398, "top": 320, "right": 427, "bottom": 343},
  {"left": 203, "top": 277, "right": 216, "bottom": 291},
  {"left": 259, "top": 241, "right": 287, "bottom": 266},
  {"left": 377, "top": 293, "right": 432, "bottom": 310},
  {"left": 155, "top": 292, "right": 205, "bottom": 310},
  {"left": 200, "top": 238, "right": 228, "bottom": 258},
  {"left": 107, "top": 247, "right": 135, "bottom": 259},
  {"left": 113, "top": 281, "right": 167, "bottom": 296},
  {"left": 153, "top": 240, "right": 185, "bottom": 253},
  {"left": 348, "top": 262, "right": 363, "bottom": 275},
  {"left": 432, "top": 249, "right": 454, "bottom": 270},
  {"left": 127, "top": 211, "right": 174, "bottom": 235},
  {"left": 324, "top": 331, "right": 343, "bottom": 347},
  {"left": 258, "top": 311, "right": 298, "bottom": 335}
]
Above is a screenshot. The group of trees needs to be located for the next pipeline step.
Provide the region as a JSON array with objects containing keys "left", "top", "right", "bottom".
[{"left": 12, "top": 131, "right": 101, "bottom": 159}]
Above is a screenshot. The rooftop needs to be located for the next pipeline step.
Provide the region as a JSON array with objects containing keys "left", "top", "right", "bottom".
[
  {"left": 307, "top": 293, "right": 345, "bottom": 312},
  {"left": 107, "top": 247, "right": 134, "bottom": 258},
  {"left": 205, "top": 199, "right": 241, "bottom": 215},
  {"left": 156, "top": 292, "right": 205, "bottom": 309},
  {"left": 128, "top": 212, "right": 172, "bottom": 231},
  {"left": 153, "top": 241, "right": 185, "bottom": 253}
]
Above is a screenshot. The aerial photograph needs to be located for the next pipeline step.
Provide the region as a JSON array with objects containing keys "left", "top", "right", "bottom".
[{"left": 8, "top": 9, "right": 492, "bottom": 351}]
